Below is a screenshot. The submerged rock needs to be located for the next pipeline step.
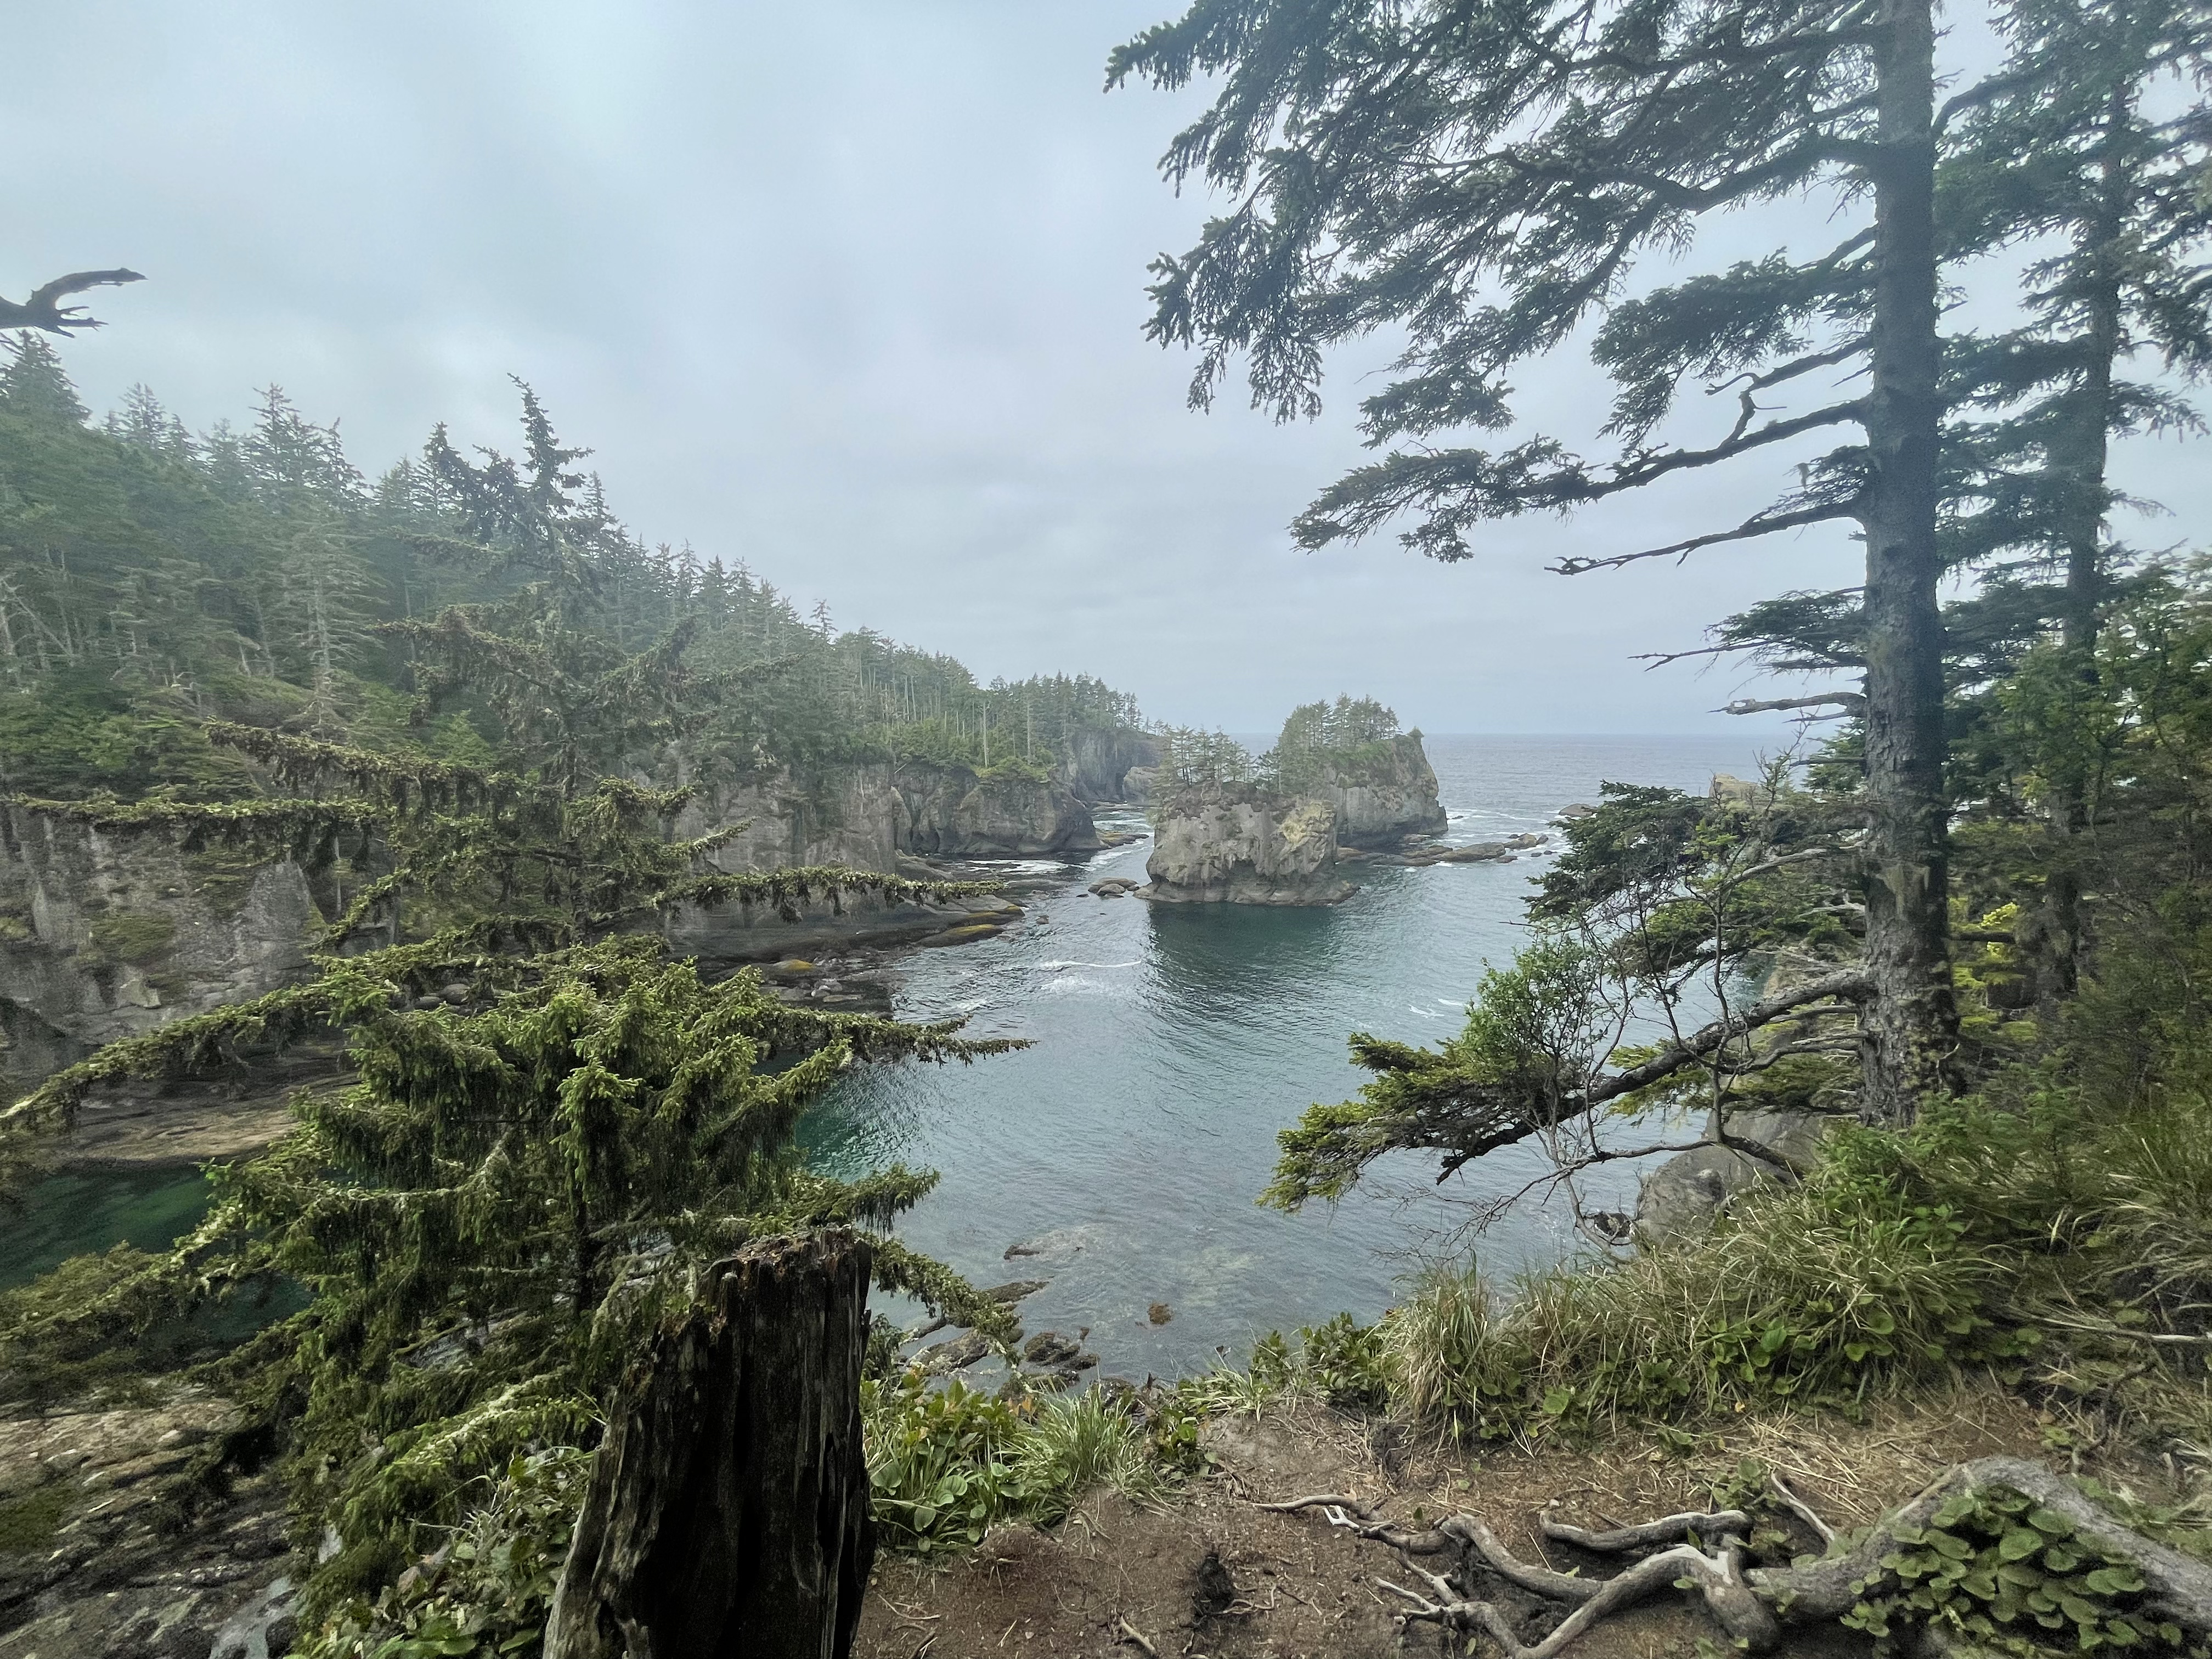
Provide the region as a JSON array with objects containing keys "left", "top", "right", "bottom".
[
  {"left": 1022, "top": 1331, "right": 1082, "bottom": 1367},
  {"left": 917, "top": 922, "right": 1004, "bottom": 947},
  {"left": 1001, "top": 1226, "right": 1098, "bottom": 1265}
]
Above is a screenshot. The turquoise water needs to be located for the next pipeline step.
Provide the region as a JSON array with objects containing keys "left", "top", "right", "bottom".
[
  {"left": 0, "top": 1165, "right": 215, "bottom": 1288},
  {"left": 803, "top": 733, "right": 1772, "bottom": 1378},
  {"left": 5, "top": 733, "right": 1772, "bottom": 1376}
]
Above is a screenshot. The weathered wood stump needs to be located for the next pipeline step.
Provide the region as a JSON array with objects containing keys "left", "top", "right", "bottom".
[{"left": 544, "top": 1229, "right": 876, "bottom": 1659}]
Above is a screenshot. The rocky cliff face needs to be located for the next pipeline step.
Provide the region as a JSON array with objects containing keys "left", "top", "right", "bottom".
[
  {"left": 674, "top": 765, "right": 908, "bottom": 875},
  {"left": 1306, "top": 734, "right": 1447, "bottom": 848},
  {"left": 0, "top": 806, "right": 320, "bottom": 1092},
  {"left": 676, "top": 759, "right": 1101, "bottom": 872},
  {"left": 1061, "top": 727, "right": 1160, "bottom": 804},
  {"left": 893, "top": 764, "right": 1102, "bottom": 859},
  {"left": 1138, "top": 786, "right": 1356, "bottom": 906},
  {"left": 1, "top": 753, "right": 1103, "bottom": 1092},
  {"left": 654, "top": 759, "right": 1097, "bottom": 964}
]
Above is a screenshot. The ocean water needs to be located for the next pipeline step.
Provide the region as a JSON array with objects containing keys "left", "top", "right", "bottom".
[
  {"left": 803, "top": 732, "right": 1774, "bottom": 1378},
  {"left": 2, "top": 733, "right": 1775, "bottom": 1376},
  {"left": 0, "top": 1164, "right": 217, "bottom": 1288}
]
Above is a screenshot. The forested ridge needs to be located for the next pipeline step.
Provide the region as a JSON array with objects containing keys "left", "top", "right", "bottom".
[
  {"left": 0, "top": 338, "right": 1141, "bottom": 804},
  {"left": 0, "top": 337, "right": 1142, "bottom": 1656}
]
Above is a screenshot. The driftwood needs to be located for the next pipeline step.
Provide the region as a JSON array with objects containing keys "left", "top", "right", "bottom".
[
  {"left": 544, "top": 1230, "right": 877, "bottom": 1659},
  {"left": 1261, "top": 1457, "right": 2212, "bottom": 1658}
]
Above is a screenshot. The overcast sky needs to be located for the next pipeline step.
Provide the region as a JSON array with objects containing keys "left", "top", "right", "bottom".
[{"left": 9, "top": 2, "right": 2205, "bottom": 735}]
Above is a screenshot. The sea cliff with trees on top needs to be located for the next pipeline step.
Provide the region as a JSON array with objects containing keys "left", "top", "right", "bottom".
[{"left": 7, "top": 0, "right": 2212, "bottom": 1649}]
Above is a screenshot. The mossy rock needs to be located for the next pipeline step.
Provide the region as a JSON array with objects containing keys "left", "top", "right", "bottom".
[
  {"left": 0, "top": 1483, "right": 70, "bottom": 1555},
  {"left": 83, "top": 910, "right": 177, "bottom": 968},
  {"left": 919, "top": 924, "right": 1003, "bottom": 946},
  {"left": 185, "top": 845, "right": 271, "bottom": 916}
]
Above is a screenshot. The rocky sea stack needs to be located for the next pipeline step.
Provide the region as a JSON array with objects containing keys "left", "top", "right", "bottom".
[
  {"left": 1137, "top": 782, "right": 1356, "bottom": 906},
  {"left": 1134, "top": 698, "right": 1445, "bottom": 906},
  {"left": 1296, "top": 731, "right": 1448, "bottom": 848}
]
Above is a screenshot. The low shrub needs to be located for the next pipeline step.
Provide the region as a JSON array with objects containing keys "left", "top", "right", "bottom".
[
  {"left": 296, "top": 1446, "right": 591, "bottom": 1659},
  {"left": 1261, "top": 1026, "right": 2212, "bottom": 1451},
  {"left": 1374, "top": 1156, "right": 2015, "bottom": 1444},
  {"left": 861, "top": 1370, "right": 1165, "bottom": 1552}
]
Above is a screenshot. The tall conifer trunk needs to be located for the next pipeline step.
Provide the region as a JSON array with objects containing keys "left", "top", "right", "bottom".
[
  {"left": 2043, "top": 88, "right": 2130, "bottom": 1000},
  {"left": 1857, "top": 0, "right": 1959, "bottom": 1125}
]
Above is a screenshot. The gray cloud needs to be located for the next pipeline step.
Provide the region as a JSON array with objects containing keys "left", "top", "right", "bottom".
[{"left": 9, "top": 1, "right": 2201, "bottom": 734}]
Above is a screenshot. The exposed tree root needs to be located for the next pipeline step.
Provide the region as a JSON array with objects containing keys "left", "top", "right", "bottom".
[
  {"left": 1255, "top": 1457, "right": 2212, "bottom": 1656},
  {"left": 1537, "top": 1508, "right": 1753, "bottom": 1551}
]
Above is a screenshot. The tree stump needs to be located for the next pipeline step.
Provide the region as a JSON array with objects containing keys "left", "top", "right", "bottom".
[{"left": 544, "top": 1229, "right": 876, "bottom": 1659}]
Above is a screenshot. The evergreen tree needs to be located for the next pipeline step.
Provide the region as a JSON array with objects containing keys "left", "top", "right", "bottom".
[
  {"left": 0, "top": 333, "right": 89, "bottom": 426},
  {"left": 1114, "top": 0, "right": 2013, "bottom": 1122},
  {"left": 1940, "top": 0, "right": 2212, "bottom": 991},
  {"left": 0, "top": 450, "right": 1020, "bottom": 1641},
  {"left": 246, "top": 385, "right": 366, "bottom": 514},
  {"left": 271, "top": 518, "right": 379, "bottom": 731}
]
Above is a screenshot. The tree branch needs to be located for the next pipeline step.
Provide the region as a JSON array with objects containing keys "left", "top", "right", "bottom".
[
  {"left": 1553, "top": 501, "right": 1858, "bottom": 575},
  {"left": 1720, "top": 692, "right": 1866, "bottom": 717},
  {"left": 1431, "top": 967, "right": 1870, "bottom": 1180}
]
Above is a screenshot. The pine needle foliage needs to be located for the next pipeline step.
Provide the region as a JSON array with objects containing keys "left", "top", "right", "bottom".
[{"left": 0, "top": 378, "right": 1046, "bottom": 1638}]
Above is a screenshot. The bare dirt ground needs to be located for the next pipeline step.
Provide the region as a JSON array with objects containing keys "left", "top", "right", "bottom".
[{"left": 856, "top": 1385, "right": 2087, "bottom": 1659}]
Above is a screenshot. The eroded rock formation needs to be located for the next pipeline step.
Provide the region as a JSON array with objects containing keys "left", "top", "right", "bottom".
[
  {"left": 1137, "top": 786, "right": 1356, "bottom": 906},
  {"left": 0, "top": 805, "right": 318, "bottom": 1093},
  {"left": 1061, "top": 727, "right": 1160, "bottom": 805},
  {"left": 1303, "top": 734, "right": 1447, "bottom": 848}
]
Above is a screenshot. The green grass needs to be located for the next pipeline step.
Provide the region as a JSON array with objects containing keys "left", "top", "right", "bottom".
[{"left": 1242, "top": 1046, "right": 2212, "bottom": 1455}]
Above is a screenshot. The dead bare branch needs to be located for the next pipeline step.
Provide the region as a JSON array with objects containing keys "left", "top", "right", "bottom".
[
  {"left": 1720, "top": 691, "right": 1867, "bottom": 717},
  {"left": 1267, "top": 1458, "right": 2212, "bottom": 1655},
  {"left": 1765, "top": 1471, "right": 1837, "bottom": 1548},
  {"left": 0, "top": 269, "right": 144, "bottom": 335}
]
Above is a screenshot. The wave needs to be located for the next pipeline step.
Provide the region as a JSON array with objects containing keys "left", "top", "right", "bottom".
[{"left": 1042, "top": 975, "right": 1109, "bottom": 995}]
